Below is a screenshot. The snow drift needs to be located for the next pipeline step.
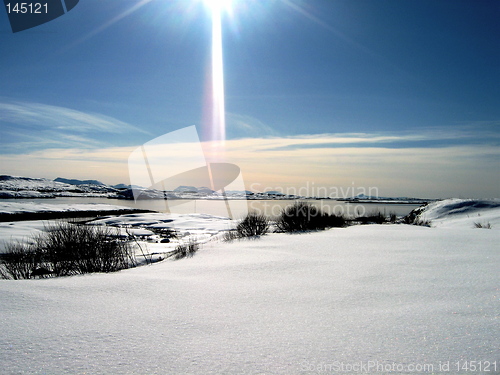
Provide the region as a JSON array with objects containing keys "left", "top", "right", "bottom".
[
  {"left": 0, "top": 199, "right": 498, "bottom": 374},
  {"left": 409, "top": 198, "right": 500, "bottom": 229}
]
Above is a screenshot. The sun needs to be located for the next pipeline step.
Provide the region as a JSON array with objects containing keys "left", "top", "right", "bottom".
[{"left": 203, "top": 0, "right": 233, "bottom": 14}]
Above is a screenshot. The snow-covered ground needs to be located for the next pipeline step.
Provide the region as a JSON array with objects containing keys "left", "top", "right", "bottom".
[
  {"left": 90, "top": 212, "right": 233, "bottom": 235},
  {"left": 0, "top": 176, "right": 75, "bottom": 192},
  {"left": 0, "top": 175, "right": 118, "bottom": 198},
  {"left": 0, "top": 200, "right": 499, "bottom": 374},
  {"left": 0, "top": 202, "right": 152, "bottom": 251},
  {"left": 411, "top": 198, "right": 500, "bottom": 229},
  {"left": 0, "top": 210, "right": 233, "bottom": 252}
]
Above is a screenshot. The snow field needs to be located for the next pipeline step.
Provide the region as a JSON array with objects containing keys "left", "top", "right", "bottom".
[
  {"left": 1, "top": 224, "right": 498, "bottom": 374},
  {"left": 0, "top": 212, "right": 234, "bottom": 254}
]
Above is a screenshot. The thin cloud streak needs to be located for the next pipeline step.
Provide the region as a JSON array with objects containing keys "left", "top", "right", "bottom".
[
  {"left": 0, "top": 101, "right": 150, "bottom": 134},
  {"left": 1, "top": 132, "right": 107, "bottom": 151},
  {"left": 222, "top": 128, "right": 498, "bottom": 152},
  {"left": 225, "top": 112, "right": 280, "bottom": 139}
]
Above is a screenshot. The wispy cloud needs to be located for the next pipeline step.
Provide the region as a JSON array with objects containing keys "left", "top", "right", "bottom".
[
  {"left": 0, "top": 100, "right": 151, "bottom": 152},
  {"left": 0, "top": 101, "right": 148, "bottom": 134},
  {"left": 226, "top": 113, "right": 279, "bottom": 139},
  {"left": 2, "top": 131, "right": 107, "bottom": 151},
  {"left": 226, "top": 126, "right": 499, "bottom": 152}
]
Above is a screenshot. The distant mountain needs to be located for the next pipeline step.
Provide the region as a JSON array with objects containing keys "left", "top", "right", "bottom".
[
  {"left": 112, "top": 183, "right": 130, "bottom": 189},
  {"left": 225, "top": 190, "right": 253, "bottom": 195},
  {"left": 197, "top": 186, "right": 215, "bottom": 194},
  {"left": 264, "top": 191, "right": 285, "bottom": 196},
  {"left": 54, "top": 177, "right": 106, "bottom": 186}
]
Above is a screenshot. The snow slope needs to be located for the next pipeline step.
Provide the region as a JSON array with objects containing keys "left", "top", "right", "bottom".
[
  {"left": 412, "top": 198, "right": 500, "bottom": 229},
  {"left": 0, "top": 175, "right": 117, "bottom": 198},
  {"left": 0, "top": 175, "right": 74, "bottom": 191},
  {"left": 1, "top": 199, "right": 498, "bottom": 374},
  {"left": 1, "top": 223, "right": 499, "bottom": 374}
]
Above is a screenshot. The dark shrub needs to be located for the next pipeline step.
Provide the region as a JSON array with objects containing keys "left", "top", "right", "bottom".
[
  {"left": 321, "top": 213, "right": 347, "bottom": 228},
  {"left": 173, "top": 239, "right": 199, "bottom": 260},
  {"left": 275, "top": 202, "right": 325, "bottom": 232},
  {"left": 31, "top": 267, "right": 54, "bottom": 278},
  {"left": 402, "top": 203, "right": 428, "bottom": 224},
  {"left": 0, "top": 242, "right": 38, "bottom": 280},
  {"left": 356, "top": 210, "right": 386, "bottom": 224},
  {"left": 222, "top": 229, "right": 240, "bottom": 242},
  {"left": 0, "top": 221, "right": 135, "bottom": 279},
  {"left": 474, "top": 222, "right": 491, "bottom": 229},
  {"left": 41, "top": 222, "right": 134, "bottom": 276},
  {"left": 413, "top": 219, "right": 431, "bottom": 227},
  {"left": 236, "top": 212, "right": 270, "bottom": 237}
]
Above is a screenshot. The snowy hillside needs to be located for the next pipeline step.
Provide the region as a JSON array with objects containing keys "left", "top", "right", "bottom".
[
  {"left": 1, "top": 222, "right": 498, "bottom": 374},
  {"left": 0, "top": 199, "right": 499, "bottom": 373},
  {"left": 0, "top": 175, "right": 118, "bottom": 198},
  {"left": 408, "top": 198, "right": 500, "bottom": 229},
  {"left": 0, "top": 175, "right": 74, "bottom": 192}
]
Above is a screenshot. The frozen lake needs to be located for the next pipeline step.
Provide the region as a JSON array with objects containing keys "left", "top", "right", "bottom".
[{"left": 0, "top": 197, "right": 422, "bottom": 219}]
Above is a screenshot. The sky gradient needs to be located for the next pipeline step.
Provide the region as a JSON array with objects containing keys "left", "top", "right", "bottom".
[{"left": 0, "top": 0, "right": 498, "bottom": 198}]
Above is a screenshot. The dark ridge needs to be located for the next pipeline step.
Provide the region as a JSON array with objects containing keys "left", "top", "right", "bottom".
[{"left": 54, "top": 177, "right": 106, "bottom": 186}]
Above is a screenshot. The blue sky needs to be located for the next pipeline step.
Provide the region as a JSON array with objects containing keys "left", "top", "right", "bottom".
[{"left": 0, "top": 0, "right": 498, "bottom": 198}]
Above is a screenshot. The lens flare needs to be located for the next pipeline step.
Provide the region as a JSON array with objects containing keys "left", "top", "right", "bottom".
[
  {"left": 201, "top": 0, "right": 232, "bottom": 162},
  {"left": 211, "top": 1, "right": 225, "bottom": 145}
]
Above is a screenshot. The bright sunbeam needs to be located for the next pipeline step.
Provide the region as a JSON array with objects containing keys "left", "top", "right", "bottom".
[
  {"left": 211, "top": 0, "right": 225, "bottom": 143},
  {"left": 202, "top": 0, "right": 231, "bottom": 161}
]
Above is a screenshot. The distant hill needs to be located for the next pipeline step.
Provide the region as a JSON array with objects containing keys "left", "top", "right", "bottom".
[
  {"left": 0, "top": 175, "right": 118, "bottom": 198},
  {"left": 0, "top": 175, "right": 73, "bottom": 191},
  {"left": 197, "top": 186, "right": 215, "bottom": 194},
  {"left": 54, "top": 177, "right": 106, "bottom": 186},
  {"left": 264, "top": 190, "right": 285, "bottom": 196}
]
